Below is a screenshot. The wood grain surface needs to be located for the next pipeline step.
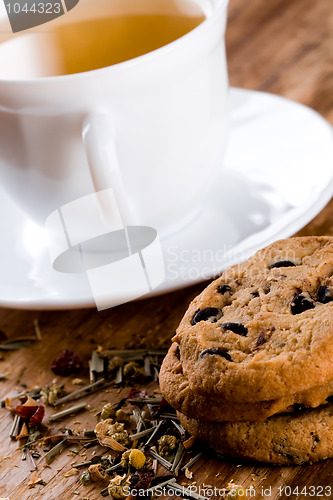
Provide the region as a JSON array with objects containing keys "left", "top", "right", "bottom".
[{"left": 1, "top": 0, "right": 333, "bottom": 499}]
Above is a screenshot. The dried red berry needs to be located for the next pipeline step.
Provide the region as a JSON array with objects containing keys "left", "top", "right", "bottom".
[
  {"left": 30, "top": 405, "right": 45, "bottom": 426},
  {"left": 130, "top": 470, "right": 154, "bottom": 491},
  {"left": 51, "top": 349, "right": 82, "bottom": 376}
]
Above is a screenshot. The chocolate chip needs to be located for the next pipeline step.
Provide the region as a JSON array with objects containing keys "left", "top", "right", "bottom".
[
  {"left": 290, "top": 293, "right": 315, "bottom": 315},
  {"left": 317, "top": 285, "right": 333, "bottom": 304},
  {"left": 252, "top": 291, "right": 259, "bottom": 297},
  {"left": 191, "top": 307, "right": 222, "bottom": 325},
  {"left": 268, "top": 260, "right": 296, "bottom": 269},
  {"left": 199, "top": 348, "right": 232, "bottom": 361},
  {"left": 221, "top": 322, "right": 248, "bottom": 336},
  {"left": 217, "top": 284, "right": 231, "bottom": 294}
]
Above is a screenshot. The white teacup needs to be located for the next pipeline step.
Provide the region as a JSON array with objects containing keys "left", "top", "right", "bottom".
[{"left": 0, "top": 0, "right": 229, "bottom": 238}]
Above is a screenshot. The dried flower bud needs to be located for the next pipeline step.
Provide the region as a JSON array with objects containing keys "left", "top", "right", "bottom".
[
  {"left": 123, "top": 362, "right": 142, "bottom": 378},
  {"left": 158, "top": 435, "right": 178, "bottom": 461},
  {"left": 108, "top": 474, "right": 129, "bottom": 499},
  {"left": 120, "top": 449, "right": 131, "bottom": 467},
  {"left": 108, "top": 356, "right": 124, "bottom": 372},
  {"left": 129, "top": 449, "right": 146, "bottom": 469},
  {"left": 101, "top": 403, "right": 115, "bottom": 420},
  {"left": 88, "top": 463, "right": 105, "bottom": 482},
  {"left": 40, "top": 384, "right": 64, "bottom": 406},
  {"left": 115, "top": 409, "right": 127, "bottom": 422},
  {"left": 95, "top": 419, "right": 130, "bottom": 451}
]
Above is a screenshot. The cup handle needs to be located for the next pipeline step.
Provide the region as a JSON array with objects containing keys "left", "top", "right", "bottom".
[{"left": 82, "top": 112, "right": 136, "bottom": 227}]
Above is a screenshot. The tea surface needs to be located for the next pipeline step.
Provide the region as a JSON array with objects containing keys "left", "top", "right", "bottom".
[{"left": 54, "top": 13, "right": 205, "bottom": 75}]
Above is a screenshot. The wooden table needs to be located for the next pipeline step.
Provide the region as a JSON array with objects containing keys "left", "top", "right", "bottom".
[{"left": 1, "top": 0, "right": 333, "bottom": 498}]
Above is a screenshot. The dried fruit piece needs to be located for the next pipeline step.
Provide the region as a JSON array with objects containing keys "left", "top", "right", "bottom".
[
  {"left": 14, "top": 405, "right": 37, "bottom": 420},
  {"left": 217, "top": 284, "right": 231, "bottom": 294},
  {"left": 221, "top": 322, "right": 248, "bottom": 336},
  {"left": 51, "top": 350, "right": 82, "bottom": 377},
  {"left": 191, "top": 308, "right": 222, "bottom": 325},
  {"left": 30, "top": 405, "right": 45, "bottom": 426}
]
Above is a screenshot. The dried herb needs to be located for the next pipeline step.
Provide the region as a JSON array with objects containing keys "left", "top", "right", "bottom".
[
  {"left": 0, "top": 340, "right": 34, "bottom": 350},
  {"left": 181, "top": 451, "right": 203, "bottom": 471},
  {"left": 89, "top": 350, "right": 105, "bottom": 383},
  {"left": 149, "top": 449, "right": 172, "bottom": 470},
  {"left": 48, "top": 403, "right": 86, "bottom": 422},
  {"left": 25, "top": 449, "right": 37, "bottom": 472},
  {"left": 44, "top": 438, "right": 68, "bottom": 465},
  {"left": 169, "top": 481, "right": 208, "bottom": 500},
  {"left": 53, "top": 378, "right": 106, "bottom": 406},
  {"left": 10, "top": 415, "right": 22, "bottom": 439}
]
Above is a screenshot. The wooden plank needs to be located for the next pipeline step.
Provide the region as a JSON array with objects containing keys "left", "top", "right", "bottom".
[{"left": 1, "top": 0, "right": 333, "bottom": 498}]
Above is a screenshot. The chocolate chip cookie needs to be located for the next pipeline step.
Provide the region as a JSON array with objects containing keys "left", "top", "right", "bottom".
[
  {"left": 163, "top": 237, "right": 333, "bottom": 403},
  {"left": 160, "top": 342, "right": 333, "bottom": 421},
  {"left": 178, "top": 403, "right": 333, "bottom": 465}
]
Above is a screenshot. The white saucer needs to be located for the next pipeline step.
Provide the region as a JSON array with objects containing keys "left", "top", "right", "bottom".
[{"left": 2, "top": 87, "right": 333, "bottom": 310}]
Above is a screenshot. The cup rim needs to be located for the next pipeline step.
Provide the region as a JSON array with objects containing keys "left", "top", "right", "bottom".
[{"left": 0, "top": 0, "right": 229, "bottom": 85}]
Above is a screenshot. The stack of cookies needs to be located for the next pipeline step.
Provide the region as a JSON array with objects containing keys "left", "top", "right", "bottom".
[{"left": 160, "top": 237, "right": 333, "bottom": 465}]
